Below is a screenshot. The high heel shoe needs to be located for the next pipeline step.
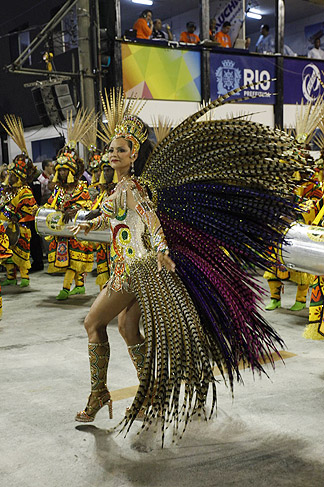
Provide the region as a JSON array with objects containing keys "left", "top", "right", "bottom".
[{"left": 75, "top": 389, "right": 113, "bottom": 422}]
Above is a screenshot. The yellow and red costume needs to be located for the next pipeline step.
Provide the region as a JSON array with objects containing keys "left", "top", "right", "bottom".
[
  {"left": 300, "top": 182, "right": 324, "bottom": 340},
  {"left": 263, "top": 174, "right": 320, "bottom": 310},
  {"left": 46, "top": 146, "right": 94, "bottom": 299},
  {"left": 47, "top": 182, "right": 93, "bottom": 273},
  {"left": 0, "top": 157, "right": 37, "bottom": 286}
]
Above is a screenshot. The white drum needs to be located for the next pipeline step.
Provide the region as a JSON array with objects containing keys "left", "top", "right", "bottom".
[{"left": 35, "top": 207, "right": 111, "bottom": 244}]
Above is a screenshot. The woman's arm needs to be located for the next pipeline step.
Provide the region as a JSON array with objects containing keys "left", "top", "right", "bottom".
[
  {"left": 126, "top": 180, "right": 175, "bottom": 272},
  {"left": 72, "top": 196, "right": 115, "bottom": 235}
]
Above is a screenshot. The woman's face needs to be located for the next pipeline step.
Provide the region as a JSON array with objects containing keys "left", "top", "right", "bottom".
[{"left": 108, "top": 138, "right": 137, "bottom": 173}]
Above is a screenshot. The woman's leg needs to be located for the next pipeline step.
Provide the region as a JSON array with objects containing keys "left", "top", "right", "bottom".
[
  {"left": 76, "top": 288, "right": 136, "bottom": 422},
  {"left": 118, "top": 299, "right": 142, "bottom": 346},
  {"left": 84, "top": 288, "right": 136, "bottom": 342}
]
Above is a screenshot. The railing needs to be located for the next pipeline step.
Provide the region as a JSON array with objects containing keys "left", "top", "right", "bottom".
[{"left": 117, "top": 39, "right": 324, "bottom": 105}]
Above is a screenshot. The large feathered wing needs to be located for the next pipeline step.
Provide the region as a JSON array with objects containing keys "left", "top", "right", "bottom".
[{"left": 139, "top": 89, "right": 309, "bottom": 388}]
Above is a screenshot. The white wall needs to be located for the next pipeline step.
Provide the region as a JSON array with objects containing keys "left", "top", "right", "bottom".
[
  {"left": 139, "top": 99, "right": 274, "bottom": 126},
  {"left": 7, "top": 123, "right": 69, "bottom": 168},
  {"left": 7, "top": 101, "right": 274, "bottom": 161},
  {"left": 9, "top": 100, "right": 316, "bottom": 159}
]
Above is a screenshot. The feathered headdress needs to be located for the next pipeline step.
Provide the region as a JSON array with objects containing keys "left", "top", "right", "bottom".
[
  {"left": 53, "top": 109, "right": 94, "bottom": 184},
  {"left": 97, "top": 88, "right": 146, "bottom": 184},
  {"left": 293, "top": 95, "right": 324, "bottom": 145},
  {"left": 0, "top": 114, "right": 36, "bottom": 186},
  {"left": 98, "top": 88, "right": 145, "bottom": 145}
]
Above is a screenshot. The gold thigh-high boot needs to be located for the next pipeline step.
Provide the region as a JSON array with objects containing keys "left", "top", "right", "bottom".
[
  {"left": 127, "top": 342, "right": 148, "bottom": 418},
  {"left": 128, "top": 342, "right": 145, "bottom": 379},
  {"left": 75, "top": 341, "right": 113, "bottom": 422}
]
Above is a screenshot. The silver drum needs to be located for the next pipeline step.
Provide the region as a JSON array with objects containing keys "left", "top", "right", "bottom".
[
  {"left": 35, "top": 207, "right": 111, "bottom": 244},
  {"left": 281, "top": 222, "right": 324, "bottom": 275}
]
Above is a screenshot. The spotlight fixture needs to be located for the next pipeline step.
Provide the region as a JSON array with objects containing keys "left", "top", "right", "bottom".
[
  {"left": 132, "top": 0, "right": 153, "bottom": 5},
  {"left": 250, "top": 7, "right": 262, "bottom": 14},
  {"left": 246, "top": 9, "right": 262, "bottom": 20}
]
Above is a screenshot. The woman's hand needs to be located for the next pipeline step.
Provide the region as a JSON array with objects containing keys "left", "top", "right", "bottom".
[
  {"left": 71, "top": 222, "right": 92, "bottom": 236},
  {"left": 157, "top": 250, "right": 176, "bottom": 273}
]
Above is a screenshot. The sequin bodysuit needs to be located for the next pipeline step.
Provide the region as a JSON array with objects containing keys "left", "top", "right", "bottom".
[{"left": 90, "top": 177, "right": 168, "bottom": 292}]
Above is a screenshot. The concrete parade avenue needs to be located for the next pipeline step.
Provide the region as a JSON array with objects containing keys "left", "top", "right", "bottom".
[{"left": 1, "top": 266, "right": 324, "bottom": 487}]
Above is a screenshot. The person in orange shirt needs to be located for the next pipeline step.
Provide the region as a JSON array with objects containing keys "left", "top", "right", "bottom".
[
  {"left": 133, "top": 10, "right": 153, "bottom": 40},
  {"left": 215, "top": 21, "right": 232, "bottom": 48},
  {"left": 179, "top": 22, "right": 200, "bottom": 44}
]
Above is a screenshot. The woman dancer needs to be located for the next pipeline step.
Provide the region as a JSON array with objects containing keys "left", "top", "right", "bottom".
[{"left": 73, "top": 90, "right": 309, "bottom": 441}]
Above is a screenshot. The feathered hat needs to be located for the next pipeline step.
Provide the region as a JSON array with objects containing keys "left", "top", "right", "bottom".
[
  {"left": 293, "top": 95, "right": 324, "bottom": 146},
  {"left": 53, "top": 109, "right": 94, "bottom": 184},
  {"left": 97, "top": 88, "right": 146, "bottom": 184},
  {"left": 0, "top": 115, "right": 36, "bottom": 186}
]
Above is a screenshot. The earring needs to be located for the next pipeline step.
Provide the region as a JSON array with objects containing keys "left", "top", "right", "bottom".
[{"left": 130, "top": 161, "right": 135, "bottom": 175}]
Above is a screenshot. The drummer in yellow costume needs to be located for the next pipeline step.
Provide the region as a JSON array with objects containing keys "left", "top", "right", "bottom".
[
  {"left": 44, "top": 110, "right": 95, "bottom": 300},
  {"left": 301, "top": 123, "right": 324, "bottom": 340},
  {"left": 264, "top": 100, "right": 324, "bottom": 312},
  {"left": 46, "top": 145, "right": 94, "bottom": 300},
  {"left": 0, "top": 115, "right": 38, "bottom": 291},
  {"left": 264, "top": 150, "right": 317, "bottom": 311}
]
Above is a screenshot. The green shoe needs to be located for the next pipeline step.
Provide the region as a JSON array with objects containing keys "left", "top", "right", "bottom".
[
  {"left": 1, "top": 278, "right": 17, "bottom": 286},
  {"left": 265, "top": 299, "right": 281, "bottom": 311},
  {"left": 69, "top": 286, "right": 85, "bottom": 296},
  {"left": 56, "top": 289, "right": 69, "bottom": 300},
  {"left": 290, "top": 301, "right": 306, "bottom": 311},
  {"left": 20, "top": 279, "right": 30, "bottom": 288}
]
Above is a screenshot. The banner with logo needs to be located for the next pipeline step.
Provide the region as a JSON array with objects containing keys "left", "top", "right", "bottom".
[
  {"left": 121, "top": 43, "right": 201, "bottom": 101},
  {"left": 213, "top": 0, "right": 244, "bottom": 45},
  {"left": 283, "top": 58, "right": 324, "bottom": 104},
  {"left": 210, "top": 52, "right": 276, "bottom": 104}
]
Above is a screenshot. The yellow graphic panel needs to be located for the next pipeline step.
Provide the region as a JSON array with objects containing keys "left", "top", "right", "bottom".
[{"left": 122, "top": 43, "right": 201, "bottom": 101}]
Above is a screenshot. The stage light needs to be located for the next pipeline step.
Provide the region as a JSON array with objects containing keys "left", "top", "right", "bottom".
[
  {"left": 249, "top": 7, "right": 262, "bottom": 15},
  {"left": 132, "top": 0, "right": 153, "bottom": 5},
  {"left": 246, "top": 11, "right": 262, "bottom": 20}
]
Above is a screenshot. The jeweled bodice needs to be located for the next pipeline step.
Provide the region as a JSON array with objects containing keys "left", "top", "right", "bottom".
[
  {"left": 90, "top": 177, "right": 168, "bottom": 293},
  {"left": 109, "top": 207, "right": 151, "bottom": 292}
]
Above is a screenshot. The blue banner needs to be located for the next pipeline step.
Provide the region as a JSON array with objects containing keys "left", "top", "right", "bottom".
[
  {"left": 210, "top": 52, "right": 276, "bottom": 104},
  {"left": 284, "top": 58, "right": 324, "bottom": 104}
]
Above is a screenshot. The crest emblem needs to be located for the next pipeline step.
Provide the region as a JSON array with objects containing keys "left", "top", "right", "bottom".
[
  {"left": 302, "top": 63, "right": 322, "bottom": 102},
  {"left": 215, "top": 59, "right": 241, "bottom": 96}
]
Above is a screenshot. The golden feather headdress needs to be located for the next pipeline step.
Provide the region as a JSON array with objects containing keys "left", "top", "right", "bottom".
[
  {"left": 53, "top": 109, "right": 95, "bottom": 184},
  {"left": 0, "top": 115, "right": 35, "bottom": 185}
]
